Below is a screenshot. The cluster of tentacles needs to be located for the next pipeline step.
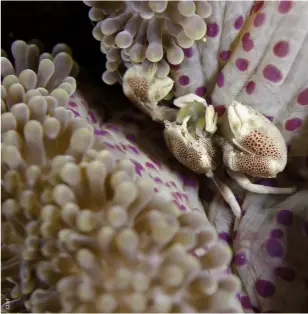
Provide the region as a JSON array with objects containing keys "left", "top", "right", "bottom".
[
  {"left": 1, "top": 39, "right": 242, "bottom": 313},
  {"left": 85, "top": 0, "right": 211, "bottom": 85}
]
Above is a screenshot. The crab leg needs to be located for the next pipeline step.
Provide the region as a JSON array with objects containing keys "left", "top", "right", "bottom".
[
  {"left": 226, "top": 168, "right": 297, "bottom": 194},
  {"left": 206, "top": 171, "right": 242, "bottom": 218}
]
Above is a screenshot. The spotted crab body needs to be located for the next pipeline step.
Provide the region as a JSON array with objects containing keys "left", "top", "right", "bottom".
[{"left": 218, "top": 101, "right": 288, "bottom": 178}]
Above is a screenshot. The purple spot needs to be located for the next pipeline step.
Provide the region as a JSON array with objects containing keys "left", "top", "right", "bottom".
[
  {"left": 233, "top": 251, "right": 248, "bottom": 266},
  {"left": 285, "top": 117, "right": 303, "bottom": 131},
  {"left": 219, "top": 232, "right": 232, "bottom": 245},
  {"left": 216, "top": 71, "right": 224, "bottom": 88},
  {"left": 195, "top": 86, "right": 207, "bottom": 97},
  {"left": 241, "top": 296, "right": 252, "bottom": 309},
  {"left": 278, "top": 0, "right": 293, "bottom": 13},
  {"left": 178, "top": 75, "right": 190, "bottom": 86},
  {"left": 128, "top": 145, "right": 139, "bottom": 154},
  {"left": 70, "top": 109, "right": 81, "bottom": 117},
  {"left": 126, "top": 134, "right": 136, "bottom": 143},
  {"left": 219, "top": 50, "right": 231, "bottom": 62},
  {"left": 154, "top": 187, "right": 159, "bottom": 193},
  {"left": 88, "top": 111, "right": 97, "bottom": 123},
  {"left": 256, "top": 279, "right": 276, "bottom": 298},
  {"left": 130, "top": 159, "right": 144, "bottom": 177},
  {"left": 145, "top": 162, "right": 156, "bottom": 170},
  {"left": 274, "top": 267, "right": 296, "bottom": 281},
  {"left": 246, "top": 81, "right": 256, "bottom": 94},
  {"left": 265, "top": 238, "right": 284, "bottom": 258},
  {"left": 154, "top": 177, "right": 163, "bottom": 184},
  {"left": 235, "top": 58, "right": 249, "bottom": 71},
  {"left": 206, "top": 23, "right": 219, "bottom": 37},
  {"left": 68, "top": 101, "right": 77, "bottom": 107},
  {"left": 263, "top": 64, "right": 283, "bottom": 83},
  {"left": 94, "top": 129, "right": 110, "bottom": 136},
  {"left": 304, "top": 221, "right": 308, "bottom": 236},
  {"left": 276, "top": 209, "right": 293, "bottom": 225},
  {"left": 270, "top": 229, "right": 283, "bottom": 238},
  {"left": 273, "top": 40, "right": 289, "bottom": 58},
  {"left": 297, "top": 87, "right": 308, "bottom": 106},
  {"left": 253, "top": 12, "right": 265, "bottom": 27},
  {"left": 234, "top": 15, "right": 244, "bottom": 30},
  {"left": 183, "top": 47, "right": 193, "bottom": 58},
  {"left": 214, "top": 105, "right": 226, "bottom": 117},
  {"left": 180, "top": 205, "right": 187, "bottom": 211},
  {"left": 242, "top": 32, "right": 254, "bottom": 52}
]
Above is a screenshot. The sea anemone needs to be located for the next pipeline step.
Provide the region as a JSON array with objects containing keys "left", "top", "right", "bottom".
[
  {"left": 1, "top": 40, "right": 242, "bottom": 313},
  {"left": 84, "top": 0, "right": 211, "bottom": 85},
  {"left": 1, "top": 40, "right": 78, "bottom": 114}
]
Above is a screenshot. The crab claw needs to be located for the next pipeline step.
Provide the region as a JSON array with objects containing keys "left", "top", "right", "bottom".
[
  {"left": 123, "top": 64, "right": 174, "bottom": 116},
  {"left": 219, "top": 100, "right": 289, "bottom": 178},
  {"left": 173, "top": 93, "right": 208, "bottom": 108}
]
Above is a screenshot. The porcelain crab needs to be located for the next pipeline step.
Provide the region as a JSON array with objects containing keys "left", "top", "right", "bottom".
[{"left": 163, "top": 93, "right": 297, "bottom": 218}]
